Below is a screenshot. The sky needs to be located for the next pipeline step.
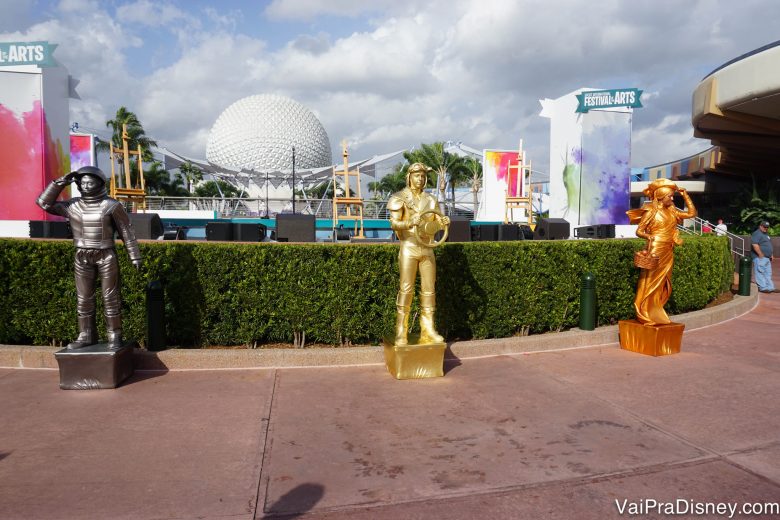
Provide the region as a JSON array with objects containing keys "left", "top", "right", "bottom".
[{"left": 2, "top": 0, "right": 780, "bottom": 176}]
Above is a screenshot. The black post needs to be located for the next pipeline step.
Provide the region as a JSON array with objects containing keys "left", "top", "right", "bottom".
[
  {"left": 264, "top": 170, "right": 269, "bottom": 218},
  {"left": 292, "top": 146, "right": 296, "bottom": 214},
  {"left": 146, "top": 280, "right": 166, "bottom": 351}
]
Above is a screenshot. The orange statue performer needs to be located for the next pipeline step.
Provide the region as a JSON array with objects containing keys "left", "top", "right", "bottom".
[
  {"left": 383, "top": 162, "right": 450, "bottom": 379},
  {"left": 619, "top": 178, "right": 697, "bottom": 356}
]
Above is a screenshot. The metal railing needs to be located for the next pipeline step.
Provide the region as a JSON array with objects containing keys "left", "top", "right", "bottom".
[
  {"left": 679, "top": 216, "right": 746, "bottom": 258},
  {"left": 135, "top": 196, "right": 478, "bottom": 220}
]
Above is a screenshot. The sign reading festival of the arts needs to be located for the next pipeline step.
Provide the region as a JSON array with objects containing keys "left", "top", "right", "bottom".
[
  {"left": 576, "top": 88, "right": 643, "bottom": 113},
  {"left": 0, "top": 41, "right": 58, "bottom": 67}
]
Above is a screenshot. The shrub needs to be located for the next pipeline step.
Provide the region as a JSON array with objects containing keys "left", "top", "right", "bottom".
[{"left": 0, "top": 236, "right": 732, "bottom": 347}]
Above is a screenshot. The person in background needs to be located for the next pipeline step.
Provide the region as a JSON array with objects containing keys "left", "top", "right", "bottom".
[
  {"left": 715, "top": 218, "right": 728, "bottom": 236},
  {"left": 751, "top": 221, "right": 776, "bottom": 293}
]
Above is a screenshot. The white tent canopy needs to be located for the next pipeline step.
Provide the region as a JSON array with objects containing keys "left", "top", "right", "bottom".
[{"left": 156, "top": 147, "right": 406, "bottom": 192}]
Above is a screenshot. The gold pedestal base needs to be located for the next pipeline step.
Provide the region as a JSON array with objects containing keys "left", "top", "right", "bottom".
[
  {"left": 382, "top": 334, "right": 446, "bottom": 379},
  {"left": 619, "top": 320, "right": 685, "bottom": 357}
]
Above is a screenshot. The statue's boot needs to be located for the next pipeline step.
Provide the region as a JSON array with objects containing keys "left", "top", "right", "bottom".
[
  {"left": 106, "top": 314, "right": 123, "bottom": 351},
  {"left": 419, "top": 292, "right": 444, "bottom": 344},
  {"left": 394, "top": 292, "right": 413, "bottom": 346},
  {"left": 66, "top": 315, "right": 97, "bottom": 350}
]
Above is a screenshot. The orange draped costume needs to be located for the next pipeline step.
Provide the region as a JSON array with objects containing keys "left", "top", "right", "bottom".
[{"left": 627, "top": 182, "right": 696, "bottom": 326}]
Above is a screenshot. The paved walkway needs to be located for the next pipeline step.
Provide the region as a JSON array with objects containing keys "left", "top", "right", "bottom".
[{"left": 1, "top": 286, "right": 779, "bottom": 518}]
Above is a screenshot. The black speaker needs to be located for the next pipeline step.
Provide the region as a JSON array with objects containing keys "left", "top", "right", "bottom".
[
  {"left": 232, "top": 222, "right": 267, "bottom": 242},
  {"left": 498, "top": 224, "right": 520, "bottom": 241},
  {"left": 575, "top": 224, "right": 615, "bottom": 239},
  {"left": 533, "top": 218, "right": 570, "bottom": 240},
  {"left": 29, "top": 220, "right": 71, "bottom": 238},
  {"left": 129, "top": 213, "right": 164, "bottom": 240},
  {"left": 445, "top": 217, "right": 471, "bottom": 242},
  {"left": 163, "top": 227, "right": 186, "bottom": 240},
  {"left": 574, "top": 225, "right": 597, "bottom": 239},
  {"left": 519, "top": 225, "right": 534, "bottom": 240},
  {"left": 596, "top": 224, "right": 615, "bottom": 238},
  {"left": 335, "top": 227, "right": 351, "bottom": 241},
  {"left": 472, "top": 224, "right": 498, "bottom": 241},
  {"left": 276, "top": 214, "right": 316, "bottom": 242},
  {"left": 206, "top": 221, "right": 233, "bottom": 241}
]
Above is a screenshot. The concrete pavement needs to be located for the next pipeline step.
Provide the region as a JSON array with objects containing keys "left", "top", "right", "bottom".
[{"left": 1, "top": 288, "right": 779, "bottom": 518}]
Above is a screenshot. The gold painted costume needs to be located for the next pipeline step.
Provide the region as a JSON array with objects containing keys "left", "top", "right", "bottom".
[
  {"left": 627, "top": 179, "right": 696, "bottom": 326},
  {"left": 388, "top": 163, "right": 449, "bottom": 346}
]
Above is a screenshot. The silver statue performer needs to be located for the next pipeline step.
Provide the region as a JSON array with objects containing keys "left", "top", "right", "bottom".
[{"left": 36, "top": 166, "right": 142, "bottom": 350}]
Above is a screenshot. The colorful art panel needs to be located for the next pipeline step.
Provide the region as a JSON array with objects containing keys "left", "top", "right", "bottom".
[
  {"left": 578, "top": 110, "right": 631, "bottom": 225},
  {"left": 70, "top": 133, "right": 95, "bottom": 171},
  {"left": 476, "top": 149, "right": 520, "bottom": 221},
  {"left": 0, "top": 68, "right": 69, "bottom": 220}
]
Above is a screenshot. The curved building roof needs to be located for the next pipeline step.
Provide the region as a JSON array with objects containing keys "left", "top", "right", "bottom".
[{"left": 692, "top": 40, "right": 780, "bottom": 177}]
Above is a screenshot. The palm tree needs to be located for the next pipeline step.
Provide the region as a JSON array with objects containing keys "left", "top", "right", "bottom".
[
  {"left": 98, "top": 106, "right": 158, "bottom": 156},
  {"left": 195, "top": 180, "right": 248, "bottom": 198},
  {"left": 179, "top": 161, "right": 203, "bottom": 194},
  {"left": 464, "top": 157, "right": 483, "bottom": 216},
  {"left": 377, "top": 163, "right": 409, "bottom": 197},
  {"left": 97, "top": 107, "right": 158, "bottom": 187},
  {"left": 143, "top": 161, "right": 189, "bottom": 196},
  {"left": 404, "top": 142, "right": 467, "bottom": 214},
  {"left": 143, "top": 161, "right": 169, "bottom": 195}
]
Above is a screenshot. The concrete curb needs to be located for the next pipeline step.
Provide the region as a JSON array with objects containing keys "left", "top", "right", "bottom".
[{"left": 0, "top": 288, "right": 758, "bottom": 371}]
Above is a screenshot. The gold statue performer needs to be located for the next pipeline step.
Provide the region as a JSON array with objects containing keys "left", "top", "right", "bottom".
[
  {"left": 383, "top": 163, "right": 450, "bottom": 379},
  {"left": 620, "top": 178, "right": 697, "bottom": 356}
]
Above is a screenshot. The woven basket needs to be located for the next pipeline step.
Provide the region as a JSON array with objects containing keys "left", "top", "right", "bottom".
[{"left": 634, "top": 249, "right": 659, "bottom": 270}]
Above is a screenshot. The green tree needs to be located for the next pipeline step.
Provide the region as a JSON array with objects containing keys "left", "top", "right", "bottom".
[
  {"left": 376, "top": 163, "right": 409, "bottom": 198},
  {"left": 144, "top": 161, "right": 189, "bottom": 196},
  {"left": 367, "top": 181, "right": 381, "bottom": 199},
  {"left": 195, "top": 180, "right": 248, "bottom": 198},
  {"left": 403, "top": 142, "right": 468, "bottom": 213},
  {"left": 97, "top": 106, "right": 158, "bottom": 187},
  {"left": 305, "top": 180, "right": 343, "bottom": 199},
  {"left": 731, "top": 173, "right": 780, "bottom": 234},
  {"left": 179, "top": 161, "right": 204, "bottom": 194},
  {"left": 464, "top": 156, "right": 483, "bottom": 216}
]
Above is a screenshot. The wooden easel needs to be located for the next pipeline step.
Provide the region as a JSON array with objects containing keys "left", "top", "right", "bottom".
[
  {"left": 109, "top": 124, "right": 147, "bottom": 210},
  {"left": 504, "top": 143, "right": 533, "bottom": 226},
  {"left": 332, "top": 140, "right": 364, "bottom": 239}
]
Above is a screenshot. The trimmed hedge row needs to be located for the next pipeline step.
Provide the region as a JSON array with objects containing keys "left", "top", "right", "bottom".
[{"left": 0, "top": 236, "right": 733, "bottom": 347}]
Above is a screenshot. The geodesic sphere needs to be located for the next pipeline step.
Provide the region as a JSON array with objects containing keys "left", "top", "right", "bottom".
[{"left": 206, "top": 94, "right": 332, "bottom": 171}]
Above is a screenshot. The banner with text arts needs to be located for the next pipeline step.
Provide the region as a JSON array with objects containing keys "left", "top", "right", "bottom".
[{"left": 476, "top": 149, "right": 521, "bottom": 222}]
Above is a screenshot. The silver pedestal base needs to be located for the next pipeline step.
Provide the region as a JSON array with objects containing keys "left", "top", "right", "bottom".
[{"left": 54, "top": 343, "right": 136, "bottom": 390}]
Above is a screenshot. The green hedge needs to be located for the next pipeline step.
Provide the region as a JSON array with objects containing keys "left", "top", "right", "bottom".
[{"left": 0, "top": 236, "right": 733, "bottom": 347}]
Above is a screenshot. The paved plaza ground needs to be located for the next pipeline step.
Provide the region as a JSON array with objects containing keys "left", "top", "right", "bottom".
[{"left": 1, "top": 278, "right": 779, "bottom": 519}]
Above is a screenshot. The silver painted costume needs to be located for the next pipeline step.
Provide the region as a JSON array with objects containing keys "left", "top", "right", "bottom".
[{"left": 36, "top": 166, "right": 142, "bottom": 350}]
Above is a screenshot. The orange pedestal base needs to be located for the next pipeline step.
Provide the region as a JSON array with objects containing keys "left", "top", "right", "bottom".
[
  {"left": 618, "top": 320, "right": 684, "bottom": 357},
  {"left": 382, "top": 334, "right": 445, "bottom": 380}
]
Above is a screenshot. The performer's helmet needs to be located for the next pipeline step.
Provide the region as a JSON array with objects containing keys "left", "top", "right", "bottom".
[
  {"left": 406, "top": 162, "right": 432, "bottom": 186},
  {"left": 74, "top": 166, "right": 107, "bottom": 186}
]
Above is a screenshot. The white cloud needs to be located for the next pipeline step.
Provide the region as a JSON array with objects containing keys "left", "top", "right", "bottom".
[
  {"left": 116, "top": 0, "right": 193, "bottom": 28},
  {"left": 57, "top": 0, "right": 98, "bottom": 12},
  {"left": 4, "top": 0, "right": 780, "bottom": 174},
  {"left": 264, "top": 0, "right": 411, "bottom": 20}
]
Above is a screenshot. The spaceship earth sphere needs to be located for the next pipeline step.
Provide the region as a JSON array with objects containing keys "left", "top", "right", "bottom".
[{"left": 206, "top": 94, "right": 332, "bottom": 171}]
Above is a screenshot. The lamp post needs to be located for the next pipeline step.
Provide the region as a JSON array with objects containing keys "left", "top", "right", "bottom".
[
  {"left": 264, "top": 169, "right": 270, "bottom": 218},
  {"left": 291, "top": 146, "right": 296, "bottom": 214}
]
